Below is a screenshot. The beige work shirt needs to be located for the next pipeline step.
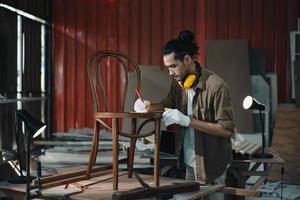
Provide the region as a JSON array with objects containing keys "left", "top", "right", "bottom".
[{"left": 161, "top": 66, "right": 235, "bottom": 182}]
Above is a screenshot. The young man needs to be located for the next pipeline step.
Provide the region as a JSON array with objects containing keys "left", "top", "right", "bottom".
[{"left": 134, "top": 30, "right": 235, "bottom": 198}]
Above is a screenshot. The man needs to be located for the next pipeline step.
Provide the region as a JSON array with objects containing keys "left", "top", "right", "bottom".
[{"left": 134, "top": 30, "right": 235, "bottom": 199}]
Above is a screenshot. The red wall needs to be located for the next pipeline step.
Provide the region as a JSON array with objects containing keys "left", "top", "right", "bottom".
[{"left": 52, "top": 0, "right": 300, "bottom": 132}]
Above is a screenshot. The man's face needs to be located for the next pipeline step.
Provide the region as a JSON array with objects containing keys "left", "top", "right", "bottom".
[{"left": 163, "top": 52, "right": 187, "bottom": 82}]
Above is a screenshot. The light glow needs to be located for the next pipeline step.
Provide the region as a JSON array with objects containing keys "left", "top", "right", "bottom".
[{"left": 243, "top": 96, "right": 253, "bottom": 110}]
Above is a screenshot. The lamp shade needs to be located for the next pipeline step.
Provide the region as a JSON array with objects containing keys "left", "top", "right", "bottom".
[
  {"left": 242, "top": 96, "right": 265, "bottom": 111},
  {"left": 16, "top": 110, "right": 46, "bottom": 138}
]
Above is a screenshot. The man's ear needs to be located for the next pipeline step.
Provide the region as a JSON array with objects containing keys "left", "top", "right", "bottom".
[{"left": 183, "top": 55, "right": 192, "bottom": 65}]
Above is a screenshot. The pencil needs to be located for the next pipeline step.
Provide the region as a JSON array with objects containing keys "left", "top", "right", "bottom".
[{"left": 135, "top": 89, "right": 144, "bottom": 103}]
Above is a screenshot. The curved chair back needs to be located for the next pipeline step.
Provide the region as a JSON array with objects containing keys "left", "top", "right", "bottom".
[{"left": 87, "top": 50, "right": 141, "bottom": 112}]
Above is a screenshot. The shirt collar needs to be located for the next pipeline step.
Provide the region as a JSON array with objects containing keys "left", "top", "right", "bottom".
[{"left": 194, "top": 64, "right": 208, "bottom": 91}]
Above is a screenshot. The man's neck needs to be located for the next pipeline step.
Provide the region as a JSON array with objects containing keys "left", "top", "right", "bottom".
[{"left": 187, "top": 61, "right": 198, "bottom": 74}]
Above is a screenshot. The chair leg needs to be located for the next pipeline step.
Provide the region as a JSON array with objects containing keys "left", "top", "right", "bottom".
[
  {"left": 128, "top": 119, "right": 137, "bottom": 178},
  {"left": 86, "top": 120, "right": 100, "bottom": 179},
  {"left": 92, "top": 122, "right": 100, "bottom": 166},
  {"left": 128, "top": 137, "right": 137, "bottom": 178},
  {"left": 112, "top": 118, "right": 119, "bottom": 190},
  {"left": 154, "top": 119, "right": 161, "bottom": 186}
]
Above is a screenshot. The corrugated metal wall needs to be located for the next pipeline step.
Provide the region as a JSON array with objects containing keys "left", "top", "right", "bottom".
[{"left": 52, "top": 0, "right": 300, "bottom": 132}]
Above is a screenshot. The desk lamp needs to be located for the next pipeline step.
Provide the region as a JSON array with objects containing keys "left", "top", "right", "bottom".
[
  {"left": 243, "top": 96, "right": 273, "bottom": 158},
  {"left": 16, "top": 109, "right": 46, "bottom": 200}
]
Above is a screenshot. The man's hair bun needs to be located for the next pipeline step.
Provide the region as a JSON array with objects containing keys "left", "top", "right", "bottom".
[{"left": 178, "top": 30, "right": 195, "bottom": 42}]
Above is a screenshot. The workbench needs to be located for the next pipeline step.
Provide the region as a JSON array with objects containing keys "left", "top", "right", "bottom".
[
  {"left": 0, "top": 172, "right": 222, "bottom": 200},
  {"left": 155, "top": 148, "right": 285, "bottom": 199},
  {"left": 222, "top": 148, "right": 285, "bottom": 199}
]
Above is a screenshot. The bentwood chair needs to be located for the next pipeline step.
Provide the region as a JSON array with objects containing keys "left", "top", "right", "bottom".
[{"left": 85, "top": 50, "right": 161, "bottom": 190}]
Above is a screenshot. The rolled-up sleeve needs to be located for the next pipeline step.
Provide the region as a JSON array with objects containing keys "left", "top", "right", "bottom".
[{"left": 213, "top": 84, "right": 235, "bottom": 132}]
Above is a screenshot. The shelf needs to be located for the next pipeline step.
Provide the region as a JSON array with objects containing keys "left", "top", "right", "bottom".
[{"left": 0, "top": 97, "right": 46, "bottom": 104}]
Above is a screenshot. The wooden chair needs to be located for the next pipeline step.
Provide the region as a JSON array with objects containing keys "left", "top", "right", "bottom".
[{"left": 85, "top": 50, "right": 161, "bottom": 190}]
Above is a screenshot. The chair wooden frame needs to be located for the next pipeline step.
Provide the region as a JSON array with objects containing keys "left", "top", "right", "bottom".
[{"left": 85, "top": 50, "right": 161, "bottom": 190}]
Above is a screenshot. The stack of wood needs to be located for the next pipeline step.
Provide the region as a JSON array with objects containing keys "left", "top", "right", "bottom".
[{"left": 232, "top": 140, "right": 261, "bottom": 160}]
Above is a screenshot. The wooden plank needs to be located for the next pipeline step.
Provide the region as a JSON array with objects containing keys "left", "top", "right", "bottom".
[
  {"left": 34, "top": 165, "right": 113, "bottom": 185},
  {"left": 112, "top": 181, "right": 200, "bottom": 200},
  {"left": 205, "top": 40, "right": 253, "bottom": 133},
  {"left": 41, "top": 169, "right": 113, "bottom": 189},
  {"left": 0, "top": 174, "right": 222, "bottom": 200},
  {"left": 251, "top": 176, "right": 267, "bottom": 191},
  {"left": 112, "top": 118, "right": 119, "bottom": 190},
  {"left": 270, "top": 105, "right": 300, "bottom": 184}
]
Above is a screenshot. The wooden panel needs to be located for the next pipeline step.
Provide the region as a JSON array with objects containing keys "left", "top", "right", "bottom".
[
  {"left": 206, "top": 40, "right": 253, "bottom": 133},
  {"left": 270, "top": 104, "right": 300, "bottom": 184}
]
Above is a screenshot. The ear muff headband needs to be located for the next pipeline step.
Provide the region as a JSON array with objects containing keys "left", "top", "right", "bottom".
[{"left": 178, "top": 74, "right": 197, "bottom": 89}]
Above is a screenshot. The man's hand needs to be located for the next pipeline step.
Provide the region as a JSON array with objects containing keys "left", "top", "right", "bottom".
[
  {"left": 134, "top": 98, "right": 150, "bottom": 113},
  {"left": 162, "top": 108, "right": 190, "bottom": 127}
]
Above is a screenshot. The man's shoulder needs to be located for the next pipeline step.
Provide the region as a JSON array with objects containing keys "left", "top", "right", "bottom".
[{"left": 204, "top": 69, "right": 229, "bottom": 90}]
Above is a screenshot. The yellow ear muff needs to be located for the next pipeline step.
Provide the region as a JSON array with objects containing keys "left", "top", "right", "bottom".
[{"left": 178, "top": 74, "right": 197, "bottom": 89}]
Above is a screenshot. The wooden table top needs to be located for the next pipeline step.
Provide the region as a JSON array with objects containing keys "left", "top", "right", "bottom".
[{"left": 0, "top": 173, "right": 222, "bottom": 200}]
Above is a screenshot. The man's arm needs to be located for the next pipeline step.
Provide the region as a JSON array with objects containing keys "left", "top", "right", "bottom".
[
  {"left": 190, "top": 83, "right": 234, "bottom": 138},
  {"left": 189, "top": 118, "right": 233, "bottom": 138}
]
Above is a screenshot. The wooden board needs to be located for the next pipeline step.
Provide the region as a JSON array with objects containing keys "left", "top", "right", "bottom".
[
  {"left": 205, "top": 40, "right": 253, "bottom": 133},
  {"left": 0, "top": 173, "right": 222, "bottom": 200},
  {"left": 270, "top": 104, "right": 300, "bottom": 184}
]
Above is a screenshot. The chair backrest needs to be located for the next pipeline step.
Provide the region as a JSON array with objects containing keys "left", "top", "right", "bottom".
[{"left": 87, "top": 50, "right": 141, "bottom": 113}]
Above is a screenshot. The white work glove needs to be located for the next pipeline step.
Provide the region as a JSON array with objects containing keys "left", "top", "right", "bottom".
[
  {"left": 134, "top": 98, "right": 150, "bottom": 113},
  {"left": 162, "top": 108, "right": 190, "bottom": 127}
]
